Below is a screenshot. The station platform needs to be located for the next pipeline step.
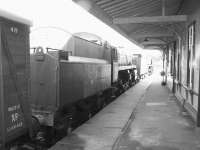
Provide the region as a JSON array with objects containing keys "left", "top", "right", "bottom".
[
  {"left": 49, "top": 73, "right": 200, "bottom": 150},
  {"left": 49, "top": 77, "right": 152, "bottom": 150},
  {"left": 115, "top": 74, "right": 200, "bottom": 150}
]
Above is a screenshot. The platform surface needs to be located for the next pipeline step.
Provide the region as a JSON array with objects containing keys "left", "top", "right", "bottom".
[
  {"left": 115, "top": 74, "right": 200, "bottom": 150},
  {"left": 49, "top": 77, "right": 152, "bottom": 150}
]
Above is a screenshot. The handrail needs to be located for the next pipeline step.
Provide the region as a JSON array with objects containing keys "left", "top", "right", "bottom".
[
  {"left": 174, "top": 79, "right": 199, "bottom": 96},
  {"left": 46, "top": 47, "right": 72, "bottom": 55},
  {"left": 181, "top": 83, "right": 189, "bottom": 90}
]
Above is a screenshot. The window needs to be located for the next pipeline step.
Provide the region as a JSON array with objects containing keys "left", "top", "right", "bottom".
[{"left": 187, "top": 22, "right": 195, "bottom": 88}]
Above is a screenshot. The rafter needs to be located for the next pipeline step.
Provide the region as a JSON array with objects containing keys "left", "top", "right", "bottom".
[
  {"left": 110, "top": 1, "right": 160, "bottom": 17},
  {"left": 73, "top": 0, "right": 142, "bottom": 47}
]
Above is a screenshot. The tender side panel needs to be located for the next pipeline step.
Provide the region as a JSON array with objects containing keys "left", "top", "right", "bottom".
[
  {"left": 66, "top": 37, "right": 111, "bottom": 61},
  {"left": 74, "top": 37, "right": 103, "bottom": 59},
  {"left": 30, "top": 54, "right": 58, "bottom": 111},
  {"left": 0, "top": 19, "right": 30, "bottom": 142},
  {"left": 59, "top": 62, "right": 111, "bottom": 106}
]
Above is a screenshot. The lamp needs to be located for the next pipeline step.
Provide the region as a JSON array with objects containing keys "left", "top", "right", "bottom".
[{"left": 144, "top": 37, "right": 149, "bottom": 42}]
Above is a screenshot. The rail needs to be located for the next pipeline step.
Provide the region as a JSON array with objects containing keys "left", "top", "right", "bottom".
[{"left": 46, "top": 47, "right": 72, "bottom": 55}]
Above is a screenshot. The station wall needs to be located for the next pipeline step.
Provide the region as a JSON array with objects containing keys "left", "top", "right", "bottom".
[{"left": 166, "top": 0, "right": 200, "bottom": 123}]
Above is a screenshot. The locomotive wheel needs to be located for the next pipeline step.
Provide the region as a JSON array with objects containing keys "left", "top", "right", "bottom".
[
  {"left": 88, "top": 112, "right": 92, "bottom": 119},
  {"left": 53, "top": 105, "right": 76, "bottom": 139},
  {"left": 31, "top": 116, "right": 40, "bottom": 138},
  {"left": 64, "top": 117, "right": 72, "bottom": 135},
  {"left": 102, "top": 100, "right": 107, "bottom": 108},
  {"left": 54, "top": 117, "right": 72, "bottom": 141},
  {"left": 74, "top": 101, "right": 92, "bottom": 126},
  {"left": 96, "top": 97, "right": 105, "bottom": 111}
]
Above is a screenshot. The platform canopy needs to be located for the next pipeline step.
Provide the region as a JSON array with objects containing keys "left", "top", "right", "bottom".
[{"left": 73, "top": 0, "right": 187, "bottom": 50}]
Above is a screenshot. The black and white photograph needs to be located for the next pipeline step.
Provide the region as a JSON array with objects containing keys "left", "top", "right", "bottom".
[{"left": 0, "top": 0, "right": 200, "bottom": 149}]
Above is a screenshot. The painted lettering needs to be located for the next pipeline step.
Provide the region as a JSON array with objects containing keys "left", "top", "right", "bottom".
[
  {"left": 11, "top": 113, "right": 19, "bottom": 122},
  {"left": 8, "top": 104, "right": 20, "bottom": 112},
  {"left": 6, "top": 122, "right": 23, "bottom": 132}
]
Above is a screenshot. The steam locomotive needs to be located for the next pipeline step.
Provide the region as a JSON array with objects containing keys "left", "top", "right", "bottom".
[
  {"left": 30, "top": 32, "right": 139, "bottom": 140},
  {"left": 0, "top": 12, "right": 145, "bottom": 149}
]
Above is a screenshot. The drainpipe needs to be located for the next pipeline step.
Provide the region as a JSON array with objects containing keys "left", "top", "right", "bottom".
[
  {"left": 197, "top": 58, "right": 200, "bottom": 126},
  {"left": 162, "top": 48, "right": 166, "bottom": 85},
  {"left": 172, "top": 43, "right": 176, "bottom": 93},
  {"left": 163, "top": 50, "right": 165, "bottom": 82}
]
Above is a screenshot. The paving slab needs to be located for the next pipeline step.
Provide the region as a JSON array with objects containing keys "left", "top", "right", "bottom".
[{"left": 49, "top": 77, "right": 152, "bottom": 150}]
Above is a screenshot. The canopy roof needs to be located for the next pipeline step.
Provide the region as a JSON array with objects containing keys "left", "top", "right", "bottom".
[
  {"left": 0, "top": 9, "right": 32, "bottom": 26},
  {"left": 73, "top": 0, "right": 186, "bottom": 50}
]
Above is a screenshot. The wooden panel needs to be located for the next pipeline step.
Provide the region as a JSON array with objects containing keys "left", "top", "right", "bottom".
[{"left": 0, "top": 18, "right": 31, "bottom": 145}]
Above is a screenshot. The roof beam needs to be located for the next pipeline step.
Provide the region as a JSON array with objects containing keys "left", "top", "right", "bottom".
[
  {"left": 143, "top": 43, "right": 166, "bottom": 45},
  {"left": 144, "top": 45, "right": 165, "bottom": 50},
  {"left": 113, "top": 15, "right": 188, "bottom": 24},
  {"left": 130, "top": 33, "right": 174, "bottom": 38},
  {"left": 141, "top": 41, "right": 166, "bottom": 45},
  {"left": 143, "top": 45, "right": 162, "bottom": 50},
  {"left": 143, "top": 44, "right": 166, "bottom": 49}
]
